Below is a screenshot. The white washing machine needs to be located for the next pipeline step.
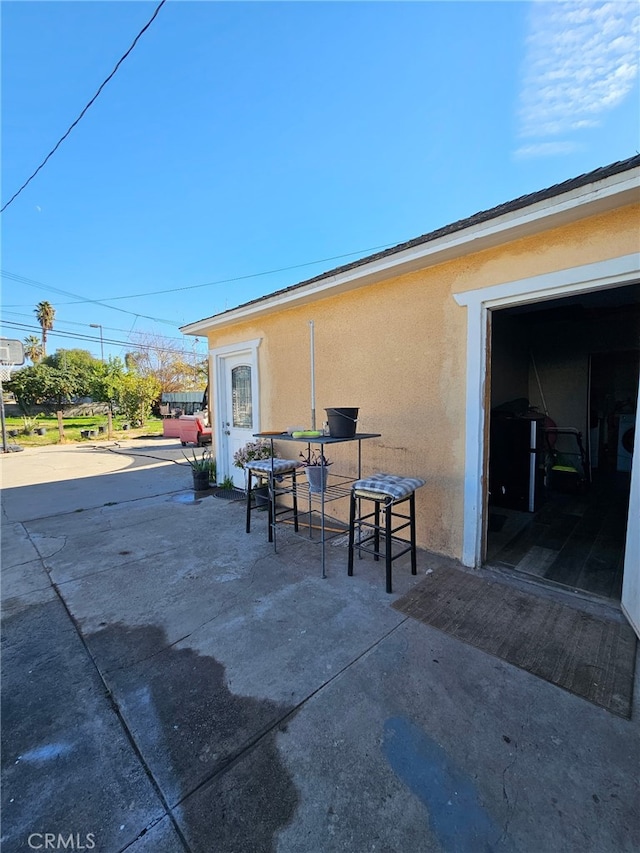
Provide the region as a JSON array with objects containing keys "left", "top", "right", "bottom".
[{"left": 617, "top": 413, "right": 635, "bottom": 472}]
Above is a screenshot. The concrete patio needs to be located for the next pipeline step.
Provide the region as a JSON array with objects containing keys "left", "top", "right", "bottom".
[{"left": 1, "top": 438, "right": 638, "bottom": 852}]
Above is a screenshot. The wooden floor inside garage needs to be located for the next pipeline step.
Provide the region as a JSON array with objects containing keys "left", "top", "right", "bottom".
[{"left": 486, "top": 471, "right": 630, "bottom": 602}]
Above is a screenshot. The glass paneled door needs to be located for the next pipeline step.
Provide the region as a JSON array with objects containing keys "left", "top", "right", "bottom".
[{"left": 222, "top": 354, "right": 255, "bottom": 488}]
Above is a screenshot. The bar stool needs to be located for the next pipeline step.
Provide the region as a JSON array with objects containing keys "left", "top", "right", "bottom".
[
  {"left": 245, "top": 459, "right": 302, "bottom": 543},
  {"left": 348, "top": 473, "right": 426, "bottom": 593}
]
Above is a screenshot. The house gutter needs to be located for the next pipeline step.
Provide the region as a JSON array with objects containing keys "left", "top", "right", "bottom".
[{"left": 181, "top": 167, "right": 640, "bottom": 335}]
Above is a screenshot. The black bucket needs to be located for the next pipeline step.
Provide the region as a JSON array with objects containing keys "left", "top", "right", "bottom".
[{"left": 325, "top": 407, "right": 359, "bottom": 438}]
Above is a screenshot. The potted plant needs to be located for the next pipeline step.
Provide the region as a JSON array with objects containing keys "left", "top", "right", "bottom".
[
  {"left": 184, "top": 448, "right": 214, "bottom": 490},
  {"left": 299, "top": 448, "right": 332, "bottom": 493},
  {"left": 22, "top": 415, "right": 40, "bottom": 435},
  {"left": 233, "top": 440, "right": 279, "bottom": 503},
  {"left": 233, "top": 439, "right": 278, "bottom": 469}
]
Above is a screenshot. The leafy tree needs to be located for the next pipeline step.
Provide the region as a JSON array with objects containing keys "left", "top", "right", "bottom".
[
  {"left": 171, "top": 354, "right": 208, "bottom": 389},
  {"left": 6, "top": 349, "right": 103, "bottom": 413},
  {"left": 90, "top": 357, "right": 125, "bottom": 411},
  {"left": 115, "top": 372, "right": 161, "bottom": 426},
  {"left": 23, "top": 335, "right": 43, "bottom": 364},
  {"left": 5, "top": 364, "right": 56, "bottom": 414},
  {"left": 45, "top": 349, "right": 101, "bottom": 398},
  {"left": 46, "top": 348, "right": 96, "bottom": 371},
  {"left": 34, "top": 301, "right": 55, "bottom": 357},
  {"left": 45, "top": 365, "right": 83, "bottom": 410},
  {"left": 125, "top": 331, "right": 206, "bottom": 393}
]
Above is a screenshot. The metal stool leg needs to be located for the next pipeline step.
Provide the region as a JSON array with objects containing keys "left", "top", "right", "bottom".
[
  {"left": 348, "top": 490, "right": 356, "bottom": 576},
  {"left": 246, "top": 470, "right": 253, "bottom": 534},
  {"left": 385, "top": 497, "right": 393, "bottom": 594},
  {"left": 373, "top": 499, "right": 380, "bottom": 561},
  {"left": 410, "top": 492, "right": 417, "bottom": 576},
  {"left": 267, "top": 474, "right": 274, "bottom": 544},
  {"left": 292, "top": 470, "right": 299, "bottom": 532}
]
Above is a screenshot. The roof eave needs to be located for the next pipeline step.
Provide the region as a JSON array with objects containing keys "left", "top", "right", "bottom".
[{"left": 181, "top": 165, "right": 640, "bottom": 337}]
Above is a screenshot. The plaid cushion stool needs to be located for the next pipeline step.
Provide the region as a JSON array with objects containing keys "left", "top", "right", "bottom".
[
  {"left": 245, "top": 459, "right": 302, "bottom": 542},
  {"left": 348, "top": 473, "right": 426, "bottom": 593}
]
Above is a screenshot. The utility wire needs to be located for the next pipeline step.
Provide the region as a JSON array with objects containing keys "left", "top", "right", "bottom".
[
  {"left": 58, "top": 241, "right": 402, "bottom": 302},
  {"left": 1, "top": 310, "right": 193, "bottom": 344},
  {"left": 0, "top": 319, "right": 201, "bottom": 357},
  {"left": 1, "top": 0, "right": 166, "bottom": 213},
  {"left": 1, "top": 270, "right": 177, "bottom": 326},
  {"left": 1, "top": 237, "right": 401, "bottom": 309}
]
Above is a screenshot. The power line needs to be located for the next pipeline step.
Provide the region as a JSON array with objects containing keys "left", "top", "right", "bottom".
[
  {"left": 0, "top": 270, "right": 177, "bottom": 325},
  {"left": 1, "top": 310, "right": 194, "bottom": 345},
  {"left": 0, "top": 238, "right": 401, "bottom": 309},
  {"left": 0, "top": 320, "right": 202, "bottom": 358},
  {"left": 1, "top": 0, "right": 167, "bottom": 213},
  {"left": 61, "top": 242, "right": 402, "bottom": 302}
]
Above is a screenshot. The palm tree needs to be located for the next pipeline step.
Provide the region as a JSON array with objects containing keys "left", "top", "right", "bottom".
[
  {"left": 23, "top": 334, "right": 43, "bottom": 363},
  {"left": 34, "top": 301, "right": 55, "bottom": 357}
]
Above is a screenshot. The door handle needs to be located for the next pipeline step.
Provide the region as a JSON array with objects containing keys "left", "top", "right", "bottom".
[{"left": 224, "top": 430, "right": 231, "bottom": 435}]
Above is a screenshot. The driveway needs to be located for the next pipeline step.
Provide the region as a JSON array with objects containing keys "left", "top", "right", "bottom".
[{"left": 1, "top": 439, "right": 638, "bottom": 852}]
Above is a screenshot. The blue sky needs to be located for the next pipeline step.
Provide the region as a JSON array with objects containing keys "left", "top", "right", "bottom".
[{"left": 2, "top": 1, "right": 638, "bottom": 364}]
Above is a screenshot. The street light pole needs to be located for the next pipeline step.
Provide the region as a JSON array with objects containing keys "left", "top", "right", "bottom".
[{"left": 90, "top": 324, "right": 104, "bottom": 362}]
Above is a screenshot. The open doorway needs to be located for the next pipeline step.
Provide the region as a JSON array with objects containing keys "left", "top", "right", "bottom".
[{"left": 486, "top": 283, "right": 639, "bottom": 603}]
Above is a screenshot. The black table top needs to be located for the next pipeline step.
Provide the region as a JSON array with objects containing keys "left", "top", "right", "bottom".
[{"left": 254, "top": 432, "right": 381, "bottom": 445}]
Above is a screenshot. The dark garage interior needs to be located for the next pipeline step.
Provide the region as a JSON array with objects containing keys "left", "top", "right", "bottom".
[{"left": 486, "top": 282, "right": 639, "bottom": 602}]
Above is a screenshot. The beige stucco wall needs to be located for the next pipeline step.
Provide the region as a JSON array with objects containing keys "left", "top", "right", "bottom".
[{"left": 203, "top": 204, "right": 639, "bottom": 559}]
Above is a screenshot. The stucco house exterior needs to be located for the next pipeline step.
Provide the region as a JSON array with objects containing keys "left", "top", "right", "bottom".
[{"left": 181, "top": 155, "right": 640, "bottom": 635}]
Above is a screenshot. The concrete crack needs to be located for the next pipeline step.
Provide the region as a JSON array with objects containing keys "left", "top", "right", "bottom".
[
  {"left": 498, "top": 706, "right": 531, "bottom": 846},
  {"left": 44, "top": 578, "right": 194, "bottom": 853},
  {"left": 117, "top": 812, "right": 189, "bottom": 853}
]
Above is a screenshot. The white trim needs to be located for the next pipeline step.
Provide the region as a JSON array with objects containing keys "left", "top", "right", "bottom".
[
  {"left": 455, "top": 255, "right": 640, "bottom": 311},
  {"left": 210, "top": 338, "right": 262, "bottom": 359},
  {"left": 211, "top": 339, "right": 261, "bottom": 482},
  {"left": 621, "top": 374, "right": 640, "bottom": 639},
  {"left": 453, "top": 254, "right": 640, "bottom": 568},
  {"left": 181, "top": 169, "right": 639, "bottom": 335}
]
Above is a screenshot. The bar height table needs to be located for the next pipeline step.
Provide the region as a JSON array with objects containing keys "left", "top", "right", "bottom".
[{"left": 253, "top": 432, "right": 381, "bottom": 577}]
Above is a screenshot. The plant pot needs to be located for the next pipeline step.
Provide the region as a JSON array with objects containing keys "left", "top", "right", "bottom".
[
  {"left": 253, "top": 484, "right": 270, "bottom": 508},
  {"left": 121, "top": 423, "right": 130, "bottom": 431},
  {"left": 192, "top": 470, "right": 210, "bottom": 490},
  {"left": 305, "top": 464, "right": 331, "bottom": 493},
  {"left": 325, "top": 407, "right": 359, "bottom": 438},
  {"left": 36, "top": 427, "right": 47, "bottom": 435}
]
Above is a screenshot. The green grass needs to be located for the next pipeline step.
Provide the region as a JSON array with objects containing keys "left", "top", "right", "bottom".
[{"left": 3, "top": 415, "right": 164, "bottom": 447}]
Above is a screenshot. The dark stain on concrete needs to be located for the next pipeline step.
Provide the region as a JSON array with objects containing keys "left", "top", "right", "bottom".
[
  {"left": 90, "top": 622, "right": 300, "bottom": 852},
  {"left": 1, "top": 600, "right": 166, "bottom": 852}
]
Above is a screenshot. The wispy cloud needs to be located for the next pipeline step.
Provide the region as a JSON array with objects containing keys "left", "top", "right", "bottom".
[
  {"left": 514, "top": 1, "right": 639, "bottom": 158},
  {"left": 514, "top": 141, "right": 583, "bottom": 160}
]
